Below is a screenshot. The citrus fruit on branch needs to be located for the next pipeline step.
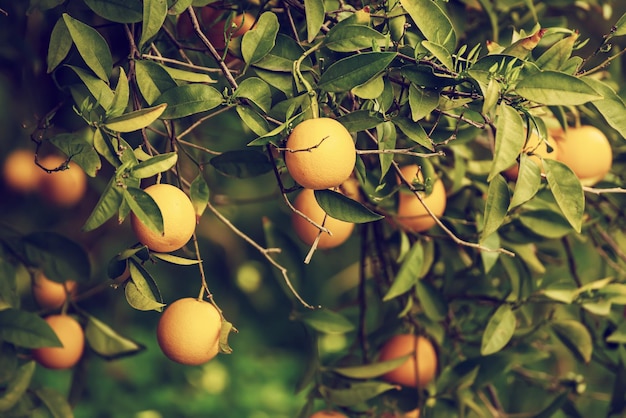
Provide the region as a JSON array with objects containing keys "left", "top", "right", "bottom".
[
  {"left": 378, "top": 334, "right": 438, "bottom": 388},
  {"left": 284, "top": 118, "right": 356, "bottom": 190},
  {"left": 396, "top": 165, "right": 447, "bottom": 233},
  {"left": 32, "top": 314, "right": 85, "bottom": 370},
  {"left": 156, "top": 297, "right": 223, "bottom": 366},
  {"left": 130, "top": 183, "right": 196, "bottom": 253}
]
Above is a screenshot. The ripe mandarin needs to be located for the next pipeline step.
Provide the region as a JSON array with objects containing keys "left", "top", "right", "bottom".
[
  {"left": 38, "top": 154, "right": 87, "bottom": 207},
  {"left": 156, "top": 297, "right": 222, "bottom": 366},
  {"left": 292, "top": 188, "right": 354, "bottom": 249},
  {"left": 379, "top": 334, "right": 438, "bottom": 388},
  {"left": 396, "top": 165, "right": 446, "bottom": 233},
  {"left": 32, "top": 273, "right": 77, "bottom": 310},
  {"left": 284, "top": 118, "right": 356, "bottom": 190},
  {"left": 130, "top": 183, "right": 196, "bottom": 253},
  {"left": 32, "top": 315, "right": 85, "bottom": 369},
  {"left": 2, "top": 149, "right": 42, "bottom": 194},
  {"left": 553, "top": 125, "right": 612, "bottom": 186}
]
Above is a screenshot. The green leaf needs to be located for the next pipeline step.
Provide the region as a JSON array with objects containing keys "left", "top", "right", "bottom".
[
  {"left": 336, "top": 110, "right": 385, "bottom": 132},
  {"left": 519, "top": 210, "right": 574, "bottom": 239},
  {"left": 422, "top": 40, "right": 453, "bottom": 70},
  {"left": 126, "top": 259, "right": 165, "bottom": 311},
  {"left": 62, "top": 13, "right": 113, "bottom": 81},
  {"left": 49, "top": 130, "right": 101, "bottom": 177},
  {"left": 139, "top": 0, "right": 168, "bottom": 49},
  {"left": 509, "top": 154, "right": 541, "bottom": 209},
  {"left": 400, "top": 0, "right": 457, "bottom": 52},
  {"left": 408, "top": 85, "right": 439, "bottom": 122},
  {"left": 34, "top": 387, "right": 75, "bottom": 418},
  {"left": 0, "top": 310, "right": 62, "bottom": 349},
  {"left": 21, "top": 231, "right": 91, "bottom": 283},
  {"left": 543, "top": 159, "right": 584, "bottom": 233},
  {"left": 124, "top": 187, "right": 164, "bottom": 235},
  {"left": 232, "top": 77, "right": 272, "bottom": 113},
  {"left": 534, "top": 392, "right": 570, "bottom": 418},
  {"left": 161, "top": 66, "right": 215, "bottom": 83},
  {"left": 325, "top": 24, "right": 389, "bottom": 52},
  {"left": 210, "top": 150, "right": 273, "bottom": 178},
  {"left": 190, "top": 174, "right": 209, "bottom": 218},
  {"left": 383, "top": 241, "right": 424, "bottom": 301},
  {"left": 134, "top": 60, "right": 177, "bottom": 105},
  {"left": 47, "top": 18, "right": 72, "bottom": 73},
  {"left": 85, "top": 314, "right": 145, "bottom": 359},
  {"left": 480, "top": 232, "right": 501, "bottom": 274},
  {"left": 304, "top": 0, "right": 325, "bottom": 43},
  {"left": 582, "top": 77, "right": 626, "bottom": 139},
  {"left": 253, "top": 34, "right": 313, "bottom": 72},
  {"left": 552, "top": 319, "right": 592, "bottom": 363},
  {"left": 66, "top": 65, "right": 114, "bottom": 111},
  {"left": 489, "top": 103, "right": 525, "bottom": 181},
  {"left": 415, "top": 279, "right": 447, "bottom": 321},
  {"left": 104, "top": 103, "right": 167, "bottom": 133},
  {"left": 107, "top": 67, "right": 130, "bottom": 118},
  {"left": 610, "top": 11, "right": 626, "bottom": 38},
  {"left": 393, "top": 117, "right": 434, "bottom": 150},
  {"left": 540, "top": 281, "right": 577, "bottom": 304},
  {"left": 317, "top": 52, "right": 397, "bottom": 92},
  {"left": 82, "top": 176, "right": 123, "bottom": 231},
  {"left": 154, "top": 84, "right": 223, "bottom": 119},
  {"left": 0, "top": 361, "right": 35, "bottom": 413},
  {"left": 241, "top": 12, "right": 279, "bottom": 64},
  {"left": 535, "top": 33, "right": 578, "bottom": 71},
  {"left": 481, "top": 304, "right": 516, "bottom": 356},
  {"left": 83, "top": 0, "right": 143, "bottom": 23},
  {"left": 515, "top": 71, "right": 602, "bottom": 105},
  {"left": 320, "top": 381, "right": 397, "bottom": 407},
  {"left": 297, "top": 308, "right": 354, "bottom": 334},
  {"left": 128, "top": 152, "right": 178, "bottom": 179},
  {"left": 377, "top": 120, "right": 396, "bottom": 179},
  {"left": 330, "top": 356, "right": 410, "bottom": 379},
  {"left": 482, "top": 174, "right": 510, "bottom": 239},
  {"left": 236, "top": 106, "right": 270, "bottom": 136},
  {"left": 314, "top": 189, "right": 383, "bottom": 223},
  {"left": 0, "top": 260, "right": 18, "bottom": 310},
  {"left": 151, "top": 253, "right": 201, "bottom": 265},
  {"left": 352, "top": 74, "right": 384, "bottom": 100}
]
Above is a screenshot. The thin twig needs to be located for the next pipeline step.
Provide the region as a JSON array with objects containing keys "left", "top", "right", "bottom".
[
  {"left": 583, "top": 186, "right": 626, "bottom": 194},
  {"left": 141, "top": 53, "right": 224, "bottom": 73},
  {"left": 356, "top": 148, "right": 444, "bottom": 158}
]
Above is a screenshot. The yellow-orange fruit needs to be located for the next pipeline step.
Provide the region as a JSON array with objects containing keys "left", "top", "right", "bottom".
[
  {"left": 503, "top": 131, "right": 559, "bottom": 180},
  {"left": 130, "top": 183, "right": 196, "bottom": 253},
  {"left": 2, "top": 149, "right": 42, "bottom": 193},
  {"left": 292, "top": 188, "right": 354, "bottom": 249},
  {"left": 38, "top": 154, "right": 87, "bottom": 207},
  {"left": 553, "top": 125, "right": 612, "bottom": 186},
  {"left": 156, "top": 297, "right": 222, "bottom": 366},
  {"left": 309, "top": 412, "right": 348, "bottom": 418},
  {"left": 397, "top": 409, "right": 420, "bottom": 418},
  {"left": 379, "top": 334, "right": 438, "bottom": 388},
  {"left": 32, "top": 273, "right": 77, "bottom": 310},
  {"left": 284, "top": 118, "right": 356, "bottom": 190},
  {"left": 32, "top": 315, "right": 85, "bottom": 369},
  {"left": 396, "top": 165, "right": 446, "bottom": 233}
]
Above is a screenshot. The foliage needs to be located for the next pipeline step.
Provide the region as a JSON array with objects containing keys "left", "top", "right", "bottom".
[{"left": 1, "top": 0, "right": 626, "bottom": 416}]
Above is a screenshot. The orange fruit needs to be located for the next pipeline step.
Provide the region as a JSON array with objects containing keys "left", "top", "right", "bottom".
[
  {"left": 284, "top": 118, "right": 356, "bottom": 190},
  {"left": 178, "top": 6, "right": 255, "bottom": 49},
  {"left": 379, "top": 334, "right": 438, "bottom": 388},
  {"left": 309, "top": 412, "right": 348, "bottom": 418},
  {"left": 32, "top": 273, "right": 77, "bottom": 310},
  {"left": 156, "top": 297, "right": 222, "bottom": 365},
  {"left": 292, "top": 188, "right": 355, "bottom": 249},
  {"left": 396, "top": 165, "right": 446, "bottom": 233},
  {"left": 38, "top": 154, "right": 87, "bottom": 207},
  {"left": 130, "top": 183, "right": 196, "bottom": 253},
  {"left": 397, "top": 409, "right": 420, "bottom": 418},
  {"left": 32, "top": 314, "right": 85, "bottom": 369},
  {"left": 553, "top": 125, "right": 612, "bottom": 186},
  {"left": 503, "top": 131, "right": 559, "bottom": 180},
  {"left": 2, "top": 149, "right": 42, "bottom": 193}
]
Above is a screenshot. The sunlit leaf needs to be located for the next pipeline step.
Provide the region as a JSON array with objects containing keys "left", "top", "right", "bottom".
[
  {"left": 139, "top": 0, "right": 168, "bottom": 49},
  {"left": 66, "top": 65, "right": 114, "bottom": 110},
  {"left": 232, "top": 77, "right": 272, "bottom": 113},
  {"left": 190, "top": 174, "right": 209, "bottom": 218},
  {"left": 63, "top": 13, "right": 112, "bottom": 81},
  {"left": 325, "top": 24, "right": 389, "bottom": 52},
  {"left": 519, "top": 210, "right": 574, "bottom": 239},
  {"left": 85, "top": 314, "right": 145, "bottom": 359},
  {"left": 393, "top": 117, "right": 434, "bottom": 150},
  {"left": 304, "top": 0, "right": 325, "bottom": 43},
  {"left": 253, "top": 34, "right": 313, "bottom": 72},
  {"left": 126, "top": 259, "right": 165, "bottom": 311},
  {"left": 330, "top": 356, "right": 409, "bottom": 379},
  {"left": 128, "top": 152, "right": 178, "bottom": 179},
  {"left": 154, "top": 84, "right": 223, "bottom": 119},
  {"left": 82, "top": 175, "right": 123, "bottom": 231},
  {"left": 489, "top": 103, "right": 525, "bottom": 181},
  {"left": 317, "top": 52, "right": 397, "bottom": 92},
  {"left": 107, "top": 67, "right": 129, "bottom": 118},
  {"left": 241, "top": 12, "right": 279, "bottom": 64},
  {"left": 104, "top": 103, "right": 167, "bottom": 133},
  {"left": 408, "top": 84, "right": 439, "bottom": 122},
  {"left": 384, "top": 241, "right": 423, "bottom": 301},
  {"left": 515, "top": 71, "right": 602, "bottom": 105},
  {"left": 152, "top": 253, "right": 201, "bottom": 265},
  {"left": 582, "top": 77, "right": 626, "bottom": 139},
  {"left": 422, "top": 40, "right": 453, "bottom": 69},
  {"left": 34, "top": 387, "right": 74, "bottom": 418},
  {"left": 337, "top": 110, "right": 385, "bottom": 132},
  {"left": 124, "top": 187, "right": 163, "bottom": 235},
  {"left": 135, "top": 60, "right": 177, "bottom": 105},
  {"left": 47, "top": 18, "right": 71, "bottom": 73},
  {"left": 49, "top": 130, "right": 101, "bottom": 177},
  {"left": 481, "top": 174, "right": 510, "bottom": 239},
  {"left": 400, "top": 0, "right": 456, "bottom": 52},
  {"left": 509, "top": 154, "right": 541, "bottom": 209},
  {"left": 543, "top": 159, "right": 584, "bottom": 233},
  {"left": 481, "top": 304, "right": 516, "bottom": 356}
]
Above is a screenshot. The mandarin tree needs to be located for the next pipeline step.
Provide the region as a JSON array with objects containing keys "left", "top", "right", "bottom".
[{"left": 1, "top": 0, "right": 626, "bottom": 417}]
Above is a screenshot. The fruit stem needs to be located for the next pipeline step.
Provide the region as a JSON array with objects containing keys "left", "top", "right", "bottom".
[{"left": 293, "top": 41, "right": 323, "bottom": 119}]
